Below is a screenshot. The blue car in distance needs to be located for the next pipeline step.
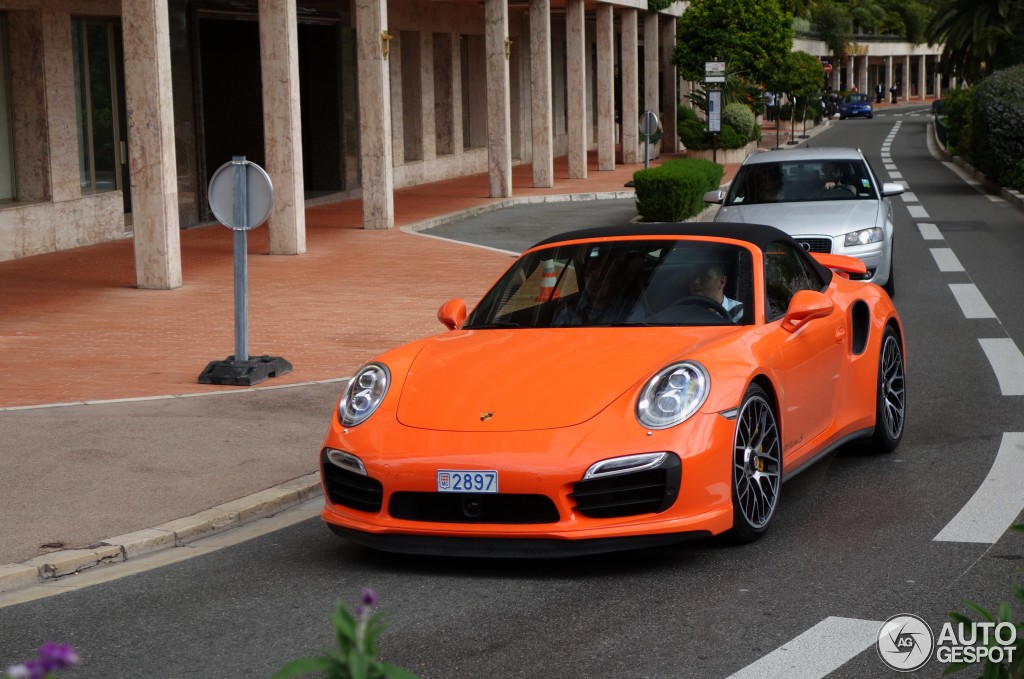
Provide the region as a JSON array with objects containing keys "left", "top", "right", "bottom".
[{"left": 839, "top": 93, "right": 874, "bottom": 119}]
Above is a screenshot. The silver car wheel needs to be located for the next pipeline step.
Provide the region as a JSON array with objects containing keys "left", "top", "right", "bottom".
[
  {"left": 733, "top": 393, "right": 781, "bottom": 529},
  {"left": 880, "top": 333, "right": 905, "bottom": 440}
]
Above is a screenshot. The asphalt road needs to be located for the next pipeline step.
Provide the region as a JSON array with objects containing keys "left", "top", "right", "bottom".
[{"left": 3, "top": 108, "right": 1023, "bottom": 679}]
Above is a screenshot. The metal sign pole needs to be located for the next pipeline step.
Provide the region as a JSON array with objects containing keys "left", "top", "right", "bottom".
[{"left": 231, "top": 156, "right": 249, "bottom": 364}]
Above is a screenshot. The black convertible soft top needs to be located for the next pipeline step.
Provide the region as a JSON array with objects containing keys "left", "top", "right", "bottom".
[{"left": 529, "top": 221, "right": 833, "bottom": 282}]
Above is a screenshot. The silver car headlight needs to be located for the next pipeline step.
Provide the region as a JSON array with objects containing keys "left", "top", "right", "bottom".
[
  {"left": 844, "top": 227, "right": 883, "bottom": 247},
  {"left": 338, "top": 363, "right": 390, "bottom": 426},
  {"left": 636, "top": 361, "right": 709, "bottom": 429}
]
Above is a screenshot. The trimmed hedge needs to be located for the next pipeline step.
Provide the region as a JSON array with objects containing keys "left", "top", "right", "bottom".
[
  {"left": 723, "top": 103, "right": 756, "bottom": 139},
  {"left": 970, "top": 65, "right": 1024, "bottom": 190},
  {"left": 632, "top": 158, "right": 725, "bottom": 222}
]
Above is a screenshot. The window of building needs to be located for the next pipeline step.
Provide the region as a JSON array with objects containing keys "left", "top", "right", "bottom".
[
  {"left": 0, "top": 14, "right": 15, "bottom": 201},
  {"left": 72, "top": 18, "right": 122, "bottom": 195}
]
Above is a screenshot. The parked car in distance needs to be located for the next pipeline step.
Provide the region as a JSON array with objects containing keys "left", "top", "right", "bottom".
[
  {"left": 318, "top": 223, "right": 907, "bottom": 558},
  {"left": 838, "top": 93, "right": 874, "bottom": 119},
  {"left": 703, "top": 147, "right": 904, "bottom": 296}
]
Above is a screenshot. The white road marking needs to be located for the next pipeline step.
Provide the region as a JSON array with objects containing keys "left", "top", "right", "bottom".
[
  {"left": 979, "top": 339, "right": 1024, "bottom": 396},
  {"left": 907, "top": 205, "right": 930, "bottom": 218},
  {"left": 930, "top": 248, "right": 964, "bottom": 272},
  {"left": 900, "top": 191, "right": 916, "bottom": 201},
  {"left": 935, "top": 433, "right": 1024, "bottom": 543},
  {"left": 884, "top": 164, "right": 897, "bottom": 171},
  {"left": 949, "top": 283, "right": 996, "bottom": 319},
  {"left": 726, "top": 617, "right": 882, "bottom": 679},
  {"left": 890, "top": 171, "right": 904, "bottom": 179},
  {"left": 917, "top": 223, "right": 942, "bottom": 240}
]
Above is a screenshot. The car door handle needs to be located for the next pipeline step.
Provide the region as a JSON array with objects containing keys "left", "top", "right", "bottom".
[{"left": 835, "top": 326, "right": 846, "bottom": 343}]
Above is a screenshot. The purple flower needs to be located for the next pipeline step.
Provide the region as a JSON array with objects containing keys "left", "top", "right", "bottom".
[
  {"left": 37, "top": 642, "right": 79, "bottom": 671},
  {"left": 359, "top": 588, "right": 378, "bottom": 608}
]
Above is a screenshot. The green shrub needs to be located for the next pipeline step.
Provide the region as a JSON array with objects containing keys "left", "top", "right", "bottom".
[
  {"left": 632, "top": 158, "right": 725, "bottom": 222},
  {"left": 678, "top": 103, "right": 700, "bottom": 125},
  {"left": 679, "top": 119, "right": 711, "bottom": 150},
  {"left": 716, "top": 123, "right": 747, "bottom": 149},
  {"left": 722, "top": 103, "right": 756, "bottom": 140},
  {"left": 970, "top": 65, "right": 1024, "bottom": 188},
  {"left": 943, "top": 87, "right": 973, "bottom": 158}
]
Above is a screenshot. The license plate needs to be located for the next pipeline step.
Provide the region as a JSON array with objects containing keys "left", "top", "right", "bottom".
[{"left": 437, "top": 470, "right": 498, "bottom": 493}]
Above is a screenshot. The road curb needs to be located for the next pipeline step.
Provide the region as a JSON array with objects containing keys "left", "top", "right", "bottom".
[
  {"left": 0, "top": 473, "right": 322, "bottom": 595},
  {"left": 928, "top": 121, "right": 1024, "bottom": 215}
]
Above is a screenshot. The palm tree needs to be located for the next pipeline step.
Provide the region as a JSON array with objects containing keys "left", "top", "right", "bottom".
[{"left": 926, "top": 0, "right": 1024, "bottom": 82}]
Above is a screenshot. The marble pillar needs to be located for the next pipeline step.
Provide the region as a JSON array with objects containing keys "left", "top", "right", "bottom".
[
  {"left": 388, "top": 33, "right": 404, "bottom": 167},
  {"left": 420, "top": 31, "right": 437, "bottom": 161},
  {"left": 885, "top": 56, "right": 893, "bottom": 93},
  {"left": 846, "top": 55, "right": 855, "bottom": 93},
  {"left": 450, "top": 34, "right": 464, "bottom": 155},
  {"left": 122, "top": 0, "right": 182, "bottom": 289},
  {"left": 259, "top": 0, "right": 305, "bottom": 255},
  {"left": 903, "top": 55, "right": 911, "bottom": 101},
  {"left": 918, "top": 55, "right": 926, "bottom": 99},
  {"left": 660, "top": 16, "right": 677, "bottom": 153},
  {"left": 485, "top": 0, "right": 512, "bottom": 197},
  {"left": 643, "top": 12, "right": 659, "bottom": 123},
  {"left": 620, "top": 9, "right": 639, "bottom": 165},
  {"left": 433, "top": 33, "right": 455, "bottom": 156},
  {"left": 858, "top": 55, "right": 868, "bottom": 94},
  {"left": 552, "top": 21, "right": 566, "bottom": 141},
  {"left": 565, "top": 0, "right": 586, "bottom": 179},
  {"left": 529, "top": 0, "right": 553, "bottom": 187},
  {"left": 596, "top": 4, "right": 614, "bottom": 171},
  {"left": 7, "top": 11, "right": 47, "bottom": 202},
  {"left": 40, "top": 10, "right": 78, "bottom": 204},
  {"left": 356, "top": 0, "right": 394, "bottom": 228}
]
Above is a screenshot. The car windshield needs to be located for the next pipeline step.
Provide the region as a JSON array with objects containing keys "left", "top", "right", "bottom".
[
  {"left": 845, "top": 94, "right": 870, "bottom": 103},
  {"left": 464, "top": 239, "right": 754, "bottom": 329},
  {"left": 724, "top": 159, "right": 878, "bottom": 206}
]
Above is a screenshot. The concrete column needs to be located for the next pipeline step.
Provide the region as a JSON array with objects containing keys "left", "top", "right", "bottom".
[
  {"left": 485, "top": 0, "right": 512, "bottom": 197},
  {"left": 858, "top": 55, "right": 868, "bottom": 95},
  {"left": 831, "top": 67, "right": 840, "bottom": 92},
  {"left": 621, "top": 9, "right": 639, "bottom": 164},
  {"left": 660, "top": 16, "right": 677, "bottom": 153},
  {"left": 388, "top": 33, "right": 404, "bottom": 167},
  {"left": 530, "top": 0, "right": 553, "bottom": 187},
  {"left": 7, "top": 11, "right": 47, "bottom": 202},
  {"left": 40, "top": 11, "right": 79, "bottom": 204},
  {"left": 565, "top": 0, "right": 586, "bottom": 179},
  {"left": 846, "top": 55, "right": 855, "bottom": 92},
  {"left": 259, "top": 0, "right": 305, "bottom": 255},
  {"left": 934, "top": 56, "right": 943, "bottom": 99},
  {"left": 433, "top": 33, "right": 455, "bottom": 156},
  {"left": 595, "top": 4, "right": 614, "bottom": 171},
  {"left": 420, "top": 32, "right": 437, "bottom": 161},
  {"left": 918, "top": 55, "right": 926, "bottom": 99},
  {"left": 450, "top": 34, "right": 464, "bottom": 155},
  {"left": 903, "top": 55, "right": 911, "bottom": 101},
  {"left": 122, "top": 0, "right": 182, "bottom": 289},
  {"left": 355, "top": 0, "right": 394, "bottom": 228},
  {"left": 643, "top": 12, "right": 659, "bottom": 124},
  {"left": 884, "top": 56, "right": 893, "bottom": 94},
  {"left": 552, "top": 20, "right": 566, "bottom": 140}
]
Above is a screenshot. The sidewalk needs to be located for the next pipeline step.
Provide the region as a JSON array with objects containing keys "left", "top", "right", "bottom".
[{"left": 0, "top": 104, "right": 921, "bottom": 592}]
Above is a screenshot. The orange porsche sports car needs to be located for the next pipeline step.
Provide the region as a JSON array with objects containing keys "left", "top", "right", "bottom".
[{"left": 319, "top": 223, "right": 906, "bottom": 556}]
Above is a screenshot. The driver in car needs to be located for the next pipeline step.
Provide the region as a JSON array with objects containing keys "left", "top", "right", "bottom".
[
  {"left": 689, "top": 264, "right": 744, "bottom": 322},
  {"left": 822, "top": 162, "right": 856, "bottom": 195}
]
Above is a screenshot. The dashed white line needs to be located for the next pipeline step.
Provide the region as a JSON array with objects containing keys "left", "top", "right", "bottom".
[
  {"left": 890, "top": 171, "right": 904, "bottom": 179},
  {"left": 900, "top": 191, "right": 916, "bottom": 201},
  {"left": 918, "top": 223, "right": 942, "bottom": 239},
  {"left": 949, "top": 283, "right": 996, "bottom": 319},
  {"left": 726, "top": 617, "right": 882, "bottom": 679},
  {"left": 979, "top": 339, "right": 1024, "bottom": 396},
  {"left": 907, "top": 205, "right": 930, "bottom": 218},
  {"left": 934, "top": 433, "right": 1024, "bottom": 543},
  {"left": 930, "top": 248, "right": 964, "bottom": 272},
  {"left": 884, "top": 164, "right": 897, "bottom": 171}
]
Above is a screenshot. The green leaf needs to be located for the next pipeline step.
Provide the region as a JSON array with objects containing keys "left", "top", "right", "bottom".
[
  {"left": 378, "top": 661, "right": 420, "bottom": 679},
  {"left": 981, "top": 659, "right": 1004, "bottom": 679},
  {"left": 999, "top": 601, "right": 1013, "bottom": 623},
  {"left": 1009, "top": 523, "right": 1024, "bottom": 533},
  {"left": 1013, "top": 584, "right": 1024, "bottom": 604},
  {"left": 348, "top": 649, "right": 369, "bottom": 679},
  {"left": 949, "top": 611, "right": 976, "bottom": 626},
  {"left": 333, "top": 603, "right": 357, "bottom": 652},
  {"left": 963, "top": 599, "right": 997, "bottom": 622},
  {"left": 943, "top": 660, "right": 975, "bottom": 675},
  {"left": 270, "top": 656, "right": 345, "bottom": 679}
]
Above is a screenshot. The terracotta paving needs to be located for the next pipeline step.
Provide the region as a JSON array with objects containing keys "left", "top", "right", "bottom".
[{"left": 1, "top": 150, "right": 740, "bottom": 408}]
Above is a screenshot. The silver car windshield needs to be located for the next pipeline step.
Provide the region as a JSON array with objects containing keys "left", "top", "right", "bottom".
[{"left": 725, "top": 160, "right": 878, "bottom": 206}]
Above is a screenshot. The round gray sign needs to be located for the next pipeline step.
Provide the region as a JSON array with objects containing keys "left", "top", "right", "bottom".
[
  {"left": 639, "top": 111, "right": 660, "bottom": 137},
  {"left": 208, "top": 159, "right": 274, "bottom": 230}
]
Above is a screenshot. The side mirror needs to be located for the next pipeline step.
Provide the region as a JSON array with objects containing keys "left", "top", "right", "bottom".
[
  {"left": 782, "top": 290, "right": 834, "bottom": 333},
  {"left": 437, "top": 298, "right": 467, "bottom": 330},
  {"left": 703, "top": 189, "right": 724, "bottom": 204},
  {"left": 881, "top": 182, "right": 905, "bottom": 197}
]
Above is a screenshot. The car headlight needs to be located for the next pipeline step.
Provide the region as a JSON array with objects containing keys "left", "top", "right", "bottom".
[
  {"left": 636, "top": 361, "right": 709, "bottom": 429},
  {"left": 338, "top": 363, "right": 390, "bottom": 426},
  {"left": 844, "top": 227, "right": 883, "bottom": 247}
]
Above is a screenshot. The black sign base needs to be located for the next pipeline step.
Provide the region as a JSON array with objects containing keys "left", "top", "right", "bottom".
[{"left": 198, "top": 355, "right": 293, "bottom": 386}]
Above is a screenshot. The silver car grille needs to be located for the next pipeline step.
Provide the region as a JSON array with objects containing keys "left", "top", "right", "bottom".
[{"left": 795, "top": 238, "right": 832, "bottom": 253}]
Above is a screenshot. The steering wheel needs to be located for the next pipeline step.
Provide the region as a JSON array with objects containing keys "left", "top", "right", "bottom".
[
  {"left": 818, "top": 186, "right": 855, "bottom": 199},
  {"left": 669, "top": 295, "right": 737, "bottom": 324}
]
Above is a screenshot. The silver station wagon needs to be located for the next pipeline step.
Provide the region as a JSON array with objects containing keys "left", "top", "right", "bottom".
[{"left": 703, "top": 147, "right": 905, "bottom": 296}]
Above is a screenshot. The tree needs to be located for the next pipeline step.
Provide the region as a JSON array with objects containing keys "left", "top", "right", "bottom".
[
  {"left": 811, "top": 3, "right": 853, "bottom": 65},
  {"left": 673, "top": 0, "right": 794, "bottom": 88},
  {"left": 925, "top": 0, "right": 1024, "bottom": 82},
  {"left": 773, "top": 50, "right": 826, "bottom": 126}
]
